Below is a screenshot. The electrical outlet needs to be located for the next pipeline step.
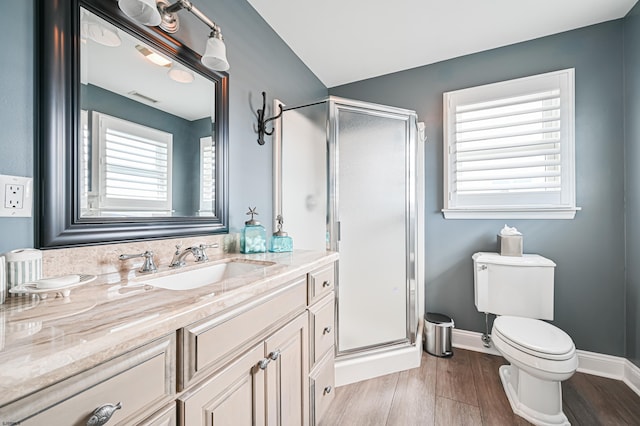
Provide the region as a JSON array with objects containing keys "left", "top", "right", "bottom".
[
  {"left": 5, "top": 183, "right": 25, "bottom": 209},
  {"left": 0, "top": 174, "right": 33, "bottom": 217}
]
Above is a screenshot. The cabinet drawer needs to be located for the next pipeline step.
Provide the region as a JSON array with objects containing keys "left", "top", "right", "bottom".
[
  {"left": 181, "top": 278, "right": 307, "bottom": 388},
  {"left": 3, "top": 334, "right": 175, "bottom": 426},
  {"left": 309, "top": 293, "right": 335, "bottom": 365},
  {"left": 309, "top": 351, "right": 335, "bottom": 425},
  {"left": 308, "top": 264, "right": 335, "bottom": 305}
]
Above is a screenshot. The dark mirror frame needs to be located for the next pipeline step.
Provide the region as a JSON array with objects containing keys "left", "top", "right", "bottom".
[{"left": 37, "top": 0, "right": 229, "bottom": 248}]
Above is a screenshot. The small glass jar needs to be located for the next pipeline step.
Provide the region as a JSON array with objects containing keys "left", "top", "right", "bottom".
[
  {"left": 269, "top": 215, "right": 293, "bottom": 253},
  {"left": 270, "top": 232, "right": 293, "bottom": 252},
  {"left": 241, "top": 207, "right": 266, "bottom": 254}
]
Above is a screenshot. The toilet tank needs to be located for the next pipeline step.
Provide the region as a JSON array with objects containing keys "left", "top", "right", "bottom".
[{"left": 472, "top": 252, "right": 556, "bottom": 320}]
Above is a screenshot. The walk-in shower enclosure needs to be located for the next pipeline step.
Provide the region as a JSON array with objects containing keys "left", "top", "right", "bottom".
[{"left": 274, "top": 97, "right": 424, "bottom": 381}]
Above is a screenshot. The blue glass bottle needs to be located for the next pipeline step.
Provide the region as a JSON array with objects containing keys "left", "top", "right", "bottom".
[
  {"left": 241, "top": 207, "right": 266, "bottom": 254},
  {"left": 269, "top": 215, "right": 293, "bottom": 253}
]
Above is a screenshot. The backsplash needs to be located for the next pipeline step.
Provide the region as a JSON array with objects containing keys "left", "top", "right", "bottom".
[{"left": 38, "top": 234, "right": 240, "bottom": 278}]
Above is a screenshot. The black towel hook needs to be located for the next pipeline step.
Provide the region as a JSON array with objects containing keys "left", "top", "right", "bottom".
[{"left": 256, "top": 91, "right": 283, "bottom": 145}]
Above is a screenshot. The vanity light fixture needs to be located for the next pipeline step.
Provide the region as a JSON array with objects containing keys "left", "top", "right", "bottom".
[
  {"left": 118, "top": 0, "right": 230, "bottom": 72},
  {"left": 135, "top": 44, "right": 172, "bottom": 67}
]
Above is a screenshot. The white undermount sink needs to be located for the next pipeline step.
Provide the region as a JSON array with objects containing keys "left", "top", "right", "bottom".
[{"left": 137, "top": 259, "right": 275, "bottom": 291}]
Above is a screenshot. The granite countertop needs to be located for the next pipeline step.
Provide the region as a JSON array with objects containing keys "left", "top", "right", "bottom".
[{"left": 0, "top": 249, "right": 338, "bottom": 407}]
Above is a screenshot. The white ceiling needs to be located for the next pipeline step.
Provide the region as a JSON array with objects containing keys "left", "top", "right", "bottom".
[{"left": 247, "top": 0, "right": 638, "bottom": 88}]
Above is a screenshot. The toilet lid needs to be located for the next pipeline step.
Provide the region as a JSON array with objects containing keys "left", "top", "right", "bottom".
[{"left": 493, "top": 316, "right": 575, "bottom": 357}]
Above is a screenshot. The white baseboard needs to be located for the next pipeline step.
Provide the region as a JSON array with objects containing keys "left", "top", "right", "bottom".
[
  {"left": 452, "top": 328, "right": 500, "bottom": 356},
  {"left": 624, "top": 358, "right": 640, "bottom": 397},
  {"left": 452, "top": 329, "right": 640, "bottom": 398}
]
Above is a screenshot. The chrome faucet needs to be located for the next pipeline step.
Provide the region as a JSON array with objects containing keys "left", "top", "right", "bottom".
[
  {"left": 119, "top": 251, "right": 157, "bottom": 273},
  {"left": 169, "top": 243, "right": 219, "bottom": 268}
]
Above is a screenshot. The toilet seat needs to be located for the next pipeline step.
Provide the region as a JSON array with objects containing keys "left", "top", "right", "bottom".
[{"left": 493, "top": 316, "right": 575, "bottom": 361}]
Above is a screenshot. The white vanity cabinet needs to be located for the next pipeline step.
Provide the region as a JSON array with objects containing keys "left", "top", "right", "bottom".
[
  {"left": 0, "top": 255, "right": 338, "bottom": 426},
  {"left": 178, "top": 263, "right": 336, "bottom": 426},
  {"left": 0, "top": 334, "right": 176, "bottom": 426}
]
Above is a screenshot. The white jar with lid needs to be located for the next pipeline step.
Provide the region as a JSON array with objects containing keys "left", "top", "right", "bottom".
[{"left": 4, "top": 248, "right": 42, "bottom": 297}]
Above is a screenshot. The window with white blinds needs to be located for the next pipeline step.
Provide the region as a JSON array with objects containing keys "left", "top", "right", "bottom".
[
  {"left": 443, "top": 69, "right": 577, "bottom": 219},
  {"left": 199, "top": 135, "right": 216, "bottom": 215},
  {"left": 93, "top": 112, "right": 173, "bottom": 215}
]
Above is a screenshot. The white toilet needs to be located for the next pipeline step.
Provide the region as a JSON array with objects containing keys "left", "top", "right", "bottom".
[{"left": 472, "top": 252, "right": 578, "bottom": 426}]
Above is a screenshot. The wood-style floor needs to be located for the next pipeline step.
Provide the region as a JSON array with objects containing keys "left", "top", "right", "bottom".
[{"left": 320, "top": 349, "right": 640, "bottom": 426}]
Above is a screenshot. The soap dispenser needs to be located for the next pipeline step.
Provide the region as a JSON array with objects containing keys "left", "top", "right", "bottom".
[
  {"left": 269, "top": 215, "right": 293, "bottom": 253},
  {"left": 241, "top": 207, "right": 267, "bottom": 253}
]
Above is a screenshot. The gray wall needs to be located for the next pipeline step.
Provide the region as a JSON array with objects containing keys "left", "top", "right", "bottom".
[
  {"left": 625, "top": 3, "right": 640, "bottom": 368},
  {"left": 0, "top": 1, "right": 34, "bottom": 251},
  {"left": 331, "top": 22, "right": 626, "bottom": 356},
  {"left": 0, "top": 0, "right": 327, "bottom": 253}
]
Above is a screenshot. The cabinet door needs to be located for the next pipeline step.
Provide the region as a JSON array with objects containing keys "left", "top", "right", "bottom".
[
  {"left": 264, "top": 312, "right": 310, "bottom": 426},
  {"left": 179, "top": 344, "right": 266, "bottom": 426}
]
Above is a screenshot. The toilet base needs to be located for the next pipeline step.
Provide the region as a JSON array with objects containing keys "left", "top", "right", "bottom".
[{"left": 499, "top": 364, "right": 570, "bottom": 426}]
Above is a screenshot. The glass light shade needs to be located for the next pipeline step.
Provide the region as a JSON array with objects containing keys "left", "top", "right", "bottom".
[
  {"left": 168, "top": 65, "right": 195, "bottom": 83},
  {"left": 118, "top": 0, "right": 162, "bottom": 26},
  {"left": 87, "top": 23, "right": 122, "bottom": 47},
  {"left": 201, "top": 36, "right": 230, "bottom": 71}
]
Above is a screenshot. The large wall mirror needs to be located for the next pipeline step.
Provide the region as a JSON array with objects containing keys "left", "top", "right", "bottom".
[{"left": 38, "top": 0, "right": 229, "bottom": 248}]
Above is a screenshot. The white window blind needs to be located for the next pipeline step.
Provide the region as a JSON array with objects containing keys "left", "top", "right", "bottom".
[
  {"left": 443, "top": 69, "right": 577, "bottom": 219},
  {"left": 93, "top": 112, "right": 173, "bottom": 215},
  {"left": 199, "top": 136, "right": 216, "bottom": 215},
  {"left": 80, "top": 110, "right": 90, "bottom": 213}
]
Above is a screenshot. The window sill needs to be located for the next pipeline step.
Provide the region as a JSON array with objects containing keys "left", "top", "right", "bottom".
[{"left": 441, "top": 207, "right": 580, "bottom": 220}]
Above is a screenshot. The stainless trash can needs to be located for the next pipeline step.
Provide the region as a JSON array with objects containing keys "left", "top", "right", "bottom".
[{"left": 423, "top": 313, "right": 454, "bottom": 357}]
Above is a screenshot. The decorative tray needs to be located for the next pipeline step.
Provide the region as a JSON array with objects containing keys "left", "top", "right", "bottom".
[{"left": 9, "top": 274, "right": 97, "bottom": 299}]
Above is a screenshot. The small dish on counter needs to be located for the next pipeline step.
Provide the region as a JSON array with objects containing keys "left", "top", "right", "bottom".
[{"left": 9, "top": 274, "right": 97, "bottom": 299}]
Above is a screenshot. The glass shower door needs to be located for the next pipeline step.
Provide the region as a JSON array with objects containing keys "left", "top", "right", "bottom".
[{"left": 330, "top": 103, "right": 416, "bottom": 354}]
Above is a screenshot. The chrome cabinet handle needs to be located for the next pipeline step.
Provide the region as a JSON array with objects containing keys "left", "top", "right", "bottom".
[
  {"left": 259, "top": 349, "right": 281, "bottom": 370},
  {"left": 269, "top": 349, "right": 281, "bottom": 361},
  {"left": 258, "top": 358, "right": 270, "bottom": 370},
  {"left": 86, "top": 402, "right": 122, "bottom": 426},
  {"left": 322, "top": 280, "right": 331, "bottom": 288},
  {"left": 323, "top": 326, "right": 332, "bottom": 335},
  {"left": 323, "top": 386, "right": 332, "bottom": 395}
]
